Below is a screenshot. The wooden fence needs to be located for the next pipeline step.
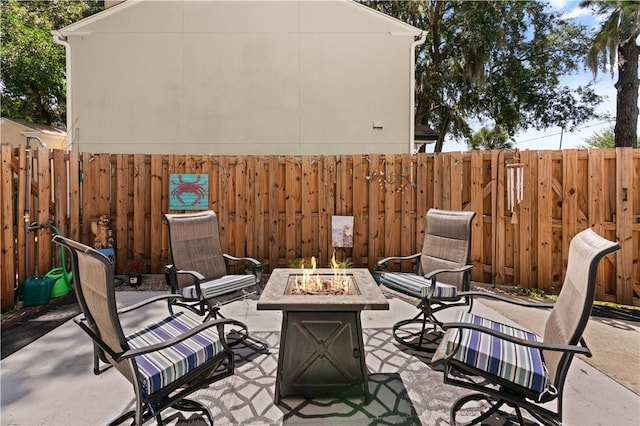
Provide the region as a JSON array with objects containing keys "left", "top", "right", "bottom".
[{"left": 1, "top": 145, "right": 638, "bottom": 312}]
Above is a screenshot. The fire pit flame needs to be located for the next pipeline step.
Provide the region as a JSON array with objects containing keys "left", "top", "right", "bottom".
[{"left": 292, "top": 253, "right": 353, "bottom": 295}]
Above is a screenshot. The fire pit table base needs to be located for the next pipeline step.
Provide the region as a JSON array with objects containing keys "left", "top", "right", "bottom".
[
  {"left": 257, "top": 268, "right": 389, "bottom": 404},
  {"left": 276, "top": 311, "right": 367, "bottom": 402}
]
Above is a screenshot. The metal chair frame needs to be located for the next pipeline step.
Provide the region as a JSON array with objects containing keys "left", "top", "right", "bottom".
[
  {"left": 377, "top": 209, "right": 476, "bottom": 351},
  {"left": 433, "top": 229, "right": 620, "bottom": 425},
  {"left": 54, "top": 235, "right": 241, "bottom": 425},
  {"left": 165, "top": 211, "right": 261, "bottom": 336}
]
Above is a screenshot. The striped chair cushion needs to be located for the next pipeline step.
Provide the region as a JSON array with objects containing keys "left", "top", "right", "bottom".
[
  {"left": 380, "top": 272, "right": 458, "bottom": 299},
  {"left": 443, "top": 311, "right": 549, "bottom": 394},
  {"left": 181, "top": 274, "right": 256, "bottom": 300},
  {"left": 126, "top": 312, "right": 224, "bottom": 396}
]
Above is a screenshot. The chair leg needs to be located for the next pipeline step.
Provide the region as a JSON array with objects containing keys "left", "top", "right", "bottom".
[
  {"left": 172, "top": 398, "right": 214, "bottom": 425},
  {"left": 204, "top": 305, "right": 250, "bottom": 347},
  {"left": 450, "top": 393, "right": 544, "bottom": 426},
  {"left": 391, "top": 309, "right": 441, "bottom": 352},
  {"left": 107, "top": 410, "right": 135, "bottom": 426}
]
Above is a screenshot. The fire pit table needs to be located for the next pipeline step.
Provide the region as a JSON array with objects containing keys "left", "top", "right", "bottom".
[{"left": 257, "top": 268, "right": 389, "bottom": 403}]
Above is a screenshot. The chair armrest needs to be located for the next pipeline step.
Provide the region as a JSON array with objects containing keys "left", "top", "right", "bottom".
[
  {"left": 456, "top": 291, "right": 555, "bottom": 310},
  {"left": 424, "top": 264, "right": 474, "bottom": 281},
  {"left": 166, "top": 265, "right": 205, "bottom": 281},
  {"left": 223, "top": 254, "right": 260, "bottom": 266},
  {"left": 377, "top": 253, "right": 421, "bottom": 268},
  {"left": 116, "top": 293, "right": 190, "bottom": 314},
  {"left": 441, "top": 321, "right": 592, "bottom": 356},
  {"left": 223, "top": 254, "right": 262, "bottom": 277}
]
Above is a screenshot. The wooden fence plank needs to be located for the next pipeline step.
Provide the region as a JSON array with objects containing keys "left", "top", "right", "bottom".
[
  {"left": 367, "top": 154, "right": 381, "bottom": 266},
  {"left": 517, "top": 150, "right": 533, "bottom": 288},
  {"left": 68, "top": 150, "right": 80, "bottom": 242},
  {"left": 1, "top": 145, "right": 15, "bottom": 309},
  {"left": 16, "top": 147, "right": 27, "bottom": 283},
  {"left": 470, "top": 150, "right": 484, "bottom": 283},
  {"left": 51, "top": 149, "right": 67, "bottom": 266},
  {"left": 268, "top": 156, "right": 280, "bottom": 269},
  {"left": 352, "top": 155, "right": 367, "bottom": 266},
  {"left": 415, "top": 153, "right": 428, "bottom": 251},
  {"left": 245, "top": 156, "right": 258, "bottom": 260},
  {"left": 301, "top": 156, "right": 314, "bottom": 259},
  {"left": 323, "top": 156, "right": 337, "bottom": 266},
  {"left": 384, "top": 155, "right": 397, "bottom": 266},
  {"left": 218, "top": 156, "right": 230, "bottom": 253},
  {"left": 235, "top": 156, "right": 247, "bottom": 259},
  {"left": 562, "top": 149, "right": 578, "bottom": 279},
  {"left": 132, "top": 154, "right": 146, "bottom": 262},
  {"left": 285, "top": 155, "right": 297, "bottom": 263},
  {"left": 450, "top": 152, "right": 463, "bottom": 210},
  {"left": 616, "top": 148, "right": 633, "bottom": 305},
  {"left": 537, "top": 151, "right": 553, "bottom": 292},
  {"left": 588, "top": 149, "right": 606, "bottom": 299},
  {"left": 36, "top": 147, "right": 51, "bottom": 275},
  {"left": 317, "top": 156, "right": 328, "bottom": 267},
  {"left": 150, "top": 155, "right": 163, "bottom": 272},
  {"left": 400, "top": 153, "right": 414, "bottom": 269}
]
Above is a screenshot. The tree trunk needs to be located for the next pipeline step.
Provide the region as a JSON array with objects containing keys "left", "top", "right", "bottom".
[{"left": 614, "top": 39, "right": 639, "bottom": 148}]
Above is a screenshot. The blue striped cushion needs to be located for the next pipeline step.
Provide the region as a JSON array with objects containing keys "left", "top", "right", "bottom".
[
  {"left": 444, "top": 312, "right": 549, "bottom": 394},
  {"left": 181, "top": 274, "right": 256, "bottom": 300},
  {"left": 126, "top": 312, "right": 224, "bottom": 396},
  {"left": 380, "top": 272, "right": 458, "bottom": 298}
]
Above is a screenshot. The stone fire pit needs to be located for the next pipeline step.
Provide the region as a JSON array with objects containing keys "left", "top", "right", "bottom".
[{"left": 257, "top": 268, "right": 389, "bottom": 403}]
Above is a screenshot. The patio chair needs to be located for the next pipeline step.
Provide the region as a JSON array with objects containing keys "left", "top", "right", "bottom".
[
  {"left": 377, "top": 208, "right": 476, "bottom": 351},
  {"left": 53, "top": 235, "right": 240, "bottom": 425},
  {"left": 432, "top": 228, "right": 620, "bottom": 425},
  {"left": 165, "top": 211, "right": 261, "bottom": 334}
]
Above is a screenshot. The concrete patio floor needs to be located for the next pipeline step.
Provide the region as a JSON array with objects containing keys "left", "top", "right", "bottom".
[{"left": 1, "top": 291, "right": 639, "bottom": 425}]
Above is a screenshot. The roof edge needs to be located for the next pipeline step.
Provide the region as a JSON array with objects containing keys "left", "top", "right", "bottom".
[
  {"left": 59, "top": 0, "right": 424, "bottom": 36},
  {"left": 345, "top": 0, "right": 423, "bottom": 35},
  {"left": 58, "top": 0, "right": 138, "bottom": 34}
]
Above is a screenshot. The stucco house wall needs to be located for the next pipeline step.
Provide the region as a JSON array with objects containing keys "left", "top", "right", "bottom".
[{"left": 55, "top": 0, "right": 424, "bottom": 155}]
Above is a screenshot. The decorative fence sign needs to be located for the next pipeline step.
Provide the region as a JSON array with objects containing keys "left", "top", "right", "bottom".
[
  {"left": 332, "top": 216, "right": 354, "bottom": 248},
  {"left": 169, "top": 174, "right": 209, "bottom": 210}
]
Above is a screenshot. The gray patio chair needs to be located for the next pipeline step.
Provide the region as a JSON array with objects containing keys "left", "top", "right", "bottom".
[
  {"left": 165, "top": 210, "right": 261, "bottom": 341},
  {"left": 432, "top": 228, "right": 620, "bottom": 425},
  {"left": 53, "top": 235, "right": 240, "bottom": 426},
  {"left": 377, "top": 208, "right": 476, "bottom": 351}
]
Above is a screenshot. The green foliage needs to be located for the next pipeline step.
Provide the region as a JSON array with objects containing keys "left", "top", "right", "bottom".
[
  {"left": 581, "top": 127, "right": 640, "bottom": 149},
  {"left": 288, "top": 258, "right": 305, "bottom": 268},
  {"left": 370, "top": 263, "right": 385, "bottom": 272},
  {"left": 582, "top": 127, "right": 616, "bottom": 149},
  {"left": 0, "top": 0, "right": 103, "bottom": 125},
  {"left": 468, "top": 126, "right": 512, "bottom": 150},
  {"left": 333, "top": 258, "right": 353, "bottom": 269},
  {"left": 515, "top": 285, "right": 547, "bottom": 299},
  {"left": 364, "top": 0, "right": 604, "bottom": 151}
]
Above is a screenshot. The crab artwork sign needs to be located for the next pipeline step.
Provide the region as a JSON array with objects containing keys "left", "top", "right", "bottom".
[{"left": 169, "top": 174, "right": 209, "bottom": 210}]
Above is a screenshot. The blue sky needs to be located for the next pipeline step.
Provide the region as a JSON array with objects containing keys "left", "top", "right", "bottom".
[{"left": 437, "top": 0, "right": 622, "bottom": 152}]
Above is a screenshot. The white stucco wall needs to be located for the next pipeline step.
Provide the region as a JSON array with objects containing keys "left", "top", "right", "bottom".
[{"left": 58, "top": 0, "right": 422, "bottom": 155}]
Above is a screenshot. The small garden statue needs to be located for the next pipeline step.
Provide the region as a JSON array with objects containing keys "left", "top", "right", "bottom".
[{"left": 91, "top": 214, "right": 114, "bottom": 249}]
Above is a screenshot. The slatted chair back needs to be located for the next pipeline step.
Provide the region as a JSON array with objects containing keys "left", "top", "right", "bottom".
[
  {"left": 166, "top": 210, "right": 228, "bottom": 288},
  {"left": 420, "top": 209, "right": 476, "bottom": 290},
  {"left": 542, "top": 229, "right": 620, "bottom": 387}
]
